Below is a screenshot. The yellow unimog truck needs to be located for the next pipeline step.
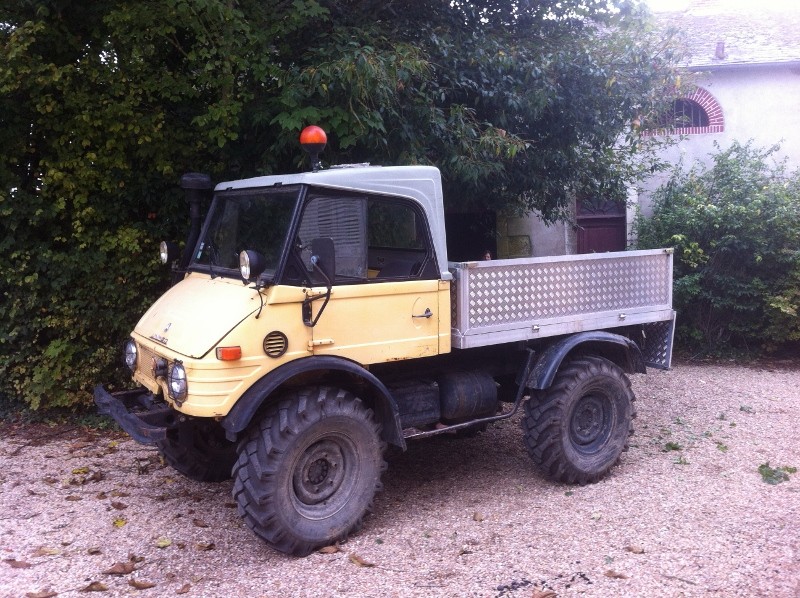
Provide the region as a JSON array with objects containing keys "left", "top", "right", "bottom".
[{"left": 95, "top": 127, "right": 675, "bottom": 556}]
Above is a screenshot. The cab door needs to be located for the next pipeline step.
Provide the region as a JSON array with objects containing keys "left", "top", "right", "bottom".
[
  {"left": 309, "top": 279, "right": 441, "bottom": 363},
  {"left": 297, "top": 192, "right": 443, "bottom": 364}
]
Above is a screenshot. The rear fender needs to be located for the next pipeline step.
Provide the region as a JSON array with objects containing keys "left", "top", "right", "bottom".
[
  {"left": 525, "top": 331, "right": 646, "bottom": 390},
  {"left": 221, "top": 356, "right": 405, "bottom": 449}
]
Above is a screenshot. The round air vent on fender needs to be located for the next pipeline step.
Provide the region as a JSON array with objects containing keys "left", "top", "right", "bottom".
[{"left": 263, "top": 331, "right": 288, "bottom": 358}]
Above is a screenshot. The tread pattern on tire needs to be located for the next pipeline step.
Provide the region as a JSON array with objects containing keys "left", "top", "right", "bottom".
[
  {"left": 157, "top": 421, "right": 237, "bottom": 483},
  {"left": 232, "top": 386, "right": 386, "bottom": 556},
  {"left": 522, "top": 356, "right": 636, "bottom": 485}
]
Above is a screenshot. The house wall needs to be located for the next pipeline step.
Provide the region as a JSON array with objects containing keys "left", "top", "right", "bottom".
[
  {"left": 638, "top": 63, "right": 800, "bottom": 217},
  {"left": 506, "top": 63, "right": 800, "bottom": 257}
]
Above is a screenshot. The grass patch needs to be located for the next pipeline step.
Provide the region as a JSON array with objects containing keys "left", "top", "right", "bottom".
[{"left": 757, "top": 463, "right": 797, "bottom": 485}]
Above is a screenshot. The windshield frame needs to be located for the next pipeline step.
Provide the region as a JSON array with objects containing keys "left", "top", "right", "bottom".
[{"left": 188, "top": 184, "right": 306, "bottom": 283}]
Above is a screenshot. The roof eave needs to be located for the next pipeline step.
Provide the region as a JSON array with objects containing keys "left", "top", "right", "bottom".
[{"left": 685, "top": 60, "right": 800, "bottom": 71}]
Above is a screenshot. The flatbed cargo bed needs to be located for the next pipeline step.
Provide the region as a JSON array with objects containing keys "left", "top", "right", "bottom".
[{"left": 449, "top": 248, "right": 675, "bottom": 368}]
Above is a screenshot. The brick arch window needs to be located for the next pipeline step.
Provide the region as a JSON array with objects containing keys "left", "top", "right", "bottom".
[{"left": 656, "top": 87, "right": 724, "bottom": 135}]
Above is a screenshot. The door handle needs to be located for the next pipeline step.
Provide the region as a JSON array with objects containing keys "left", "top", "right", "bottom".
[{"left": 413, "top": 308, "right": 433, "bottom": 319}]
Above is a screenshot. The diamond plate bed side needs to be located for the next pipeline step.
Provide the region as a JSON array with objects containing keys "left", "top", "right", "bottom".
[{"left": 449, "top": 249, "right": 674, "bottom": 349}]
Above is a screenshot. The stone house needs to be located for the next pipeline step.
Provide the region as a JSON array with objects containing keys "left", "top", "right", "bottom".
[{"left": 490, "top": 0, "right": 800, "bottom": 259}]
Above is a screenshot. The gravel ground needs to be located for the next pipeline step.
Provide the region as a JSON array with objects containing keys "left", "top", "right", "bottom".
[{"left": 1, "top": 360, "right": 799, "bottom": 598}]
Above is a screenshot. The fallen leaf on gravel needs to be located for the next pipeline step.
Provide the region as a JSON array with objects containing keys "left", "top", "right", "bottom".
[
  {"left": 604, "top": 569, "right": 629, "bottom": 579},
  {"left": 191, "top": 518, "right": 209, "bottom": 528},
  {"left": 25, "top": 590, "right": 57, "bottom": 598},
  {"left": 624, "top": 545, "right": 645, "bottom": 554},
  {"left": 87, "top": 471, "right": 105, "bottom": 483},
  {"left": 531, "top": 589, "right": 557, "bottom": 598},
  {"left": 110, "top": 501, "right": 127, "bottom": 510},
  {"left": 128, "top": 579, "right": 156, "bottom": 590},
  {"left": 112, "top": 517, "right": 127, "bottom": 528},
  {"left": 31, "top": 547, "right": 61, "bottom": 557},
  {"left": 4, "top": 558, "right": 32, "bottom": 568},
  {"left": 42, "top": 476, "right": 58, "bottom": 485},
  {"left": 72, "top": 467, "right": 90, "bottom": 475},
  {"left": 348, "top": 553, "right": 374, "bottom": 567},
  {"left": 65, "top": 495, "right": 82, "bottom": 502},
  {"left": 104, "top": 561, "right": 135, "bottom": 575},
  {"left": 87, "top": 548, "right": 102, "bottom": 555},
  {"left": 128, "top": 554, "right": 145, "bottom": 563},
  {"left": 95, "top": 492, "right": 107, "bottom": 500},
  {"left": 79, "top": 581, "right": 108, "bottom": 592},
  {"left": 195, "top": 541, "right": 215, "bottom": 551},
  {"left": 176, "top": 583, "right": 191, "bottom": 594},
  {"left": 318, "top": 545, "right": 340, "bottom": 555},
  {"left": 156, "top": 537, "right": 172, "bottom": 549}
]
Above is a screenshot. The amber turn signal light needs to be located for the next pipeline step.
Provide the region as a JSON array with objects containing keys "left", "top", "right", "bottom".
[{"left": 216, "top": 346, "right": 242, "bottom": 361}]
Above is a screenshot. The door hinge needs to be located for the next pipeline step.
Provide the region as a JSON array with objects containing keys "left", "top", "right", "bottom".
[{"left": 307, "top": 338, "right": 335, "bottom": 351}]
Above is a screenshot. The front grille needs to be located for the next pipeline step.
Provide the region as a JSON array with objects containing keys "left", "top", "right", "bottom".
[{"left": 136, "top": 343, "right": 162, "bottom": 387}]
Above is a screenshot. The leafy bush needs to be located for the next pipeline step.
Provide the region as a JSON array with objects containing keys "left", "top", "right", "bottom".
[
  {"left": 0, "top": 3, "right": 259, "bottom": 410},
  {"left": 636, "top": 141, "right": 800, "bottom": 354}
]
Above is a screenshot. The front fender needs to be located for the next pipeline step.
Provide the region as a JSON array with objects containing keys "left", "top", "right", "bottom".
[
  {"left": 221, "top": 355, "right": 405, "bottom": 449},
  {"left": 526, "top": 331, "right": 646, "bottom": 390}
]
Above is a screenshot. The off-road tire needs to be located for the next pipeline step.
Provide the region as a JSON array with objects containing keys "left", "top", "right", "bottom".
[
  {"left": 522, "top": 356, "right": 636, "bottom": 485},
  {"left": 232, "top": 386, "right": 386, "bottom": 556},
  {"left": 157, "top": 419, "right": 237, "bottom": 482}
]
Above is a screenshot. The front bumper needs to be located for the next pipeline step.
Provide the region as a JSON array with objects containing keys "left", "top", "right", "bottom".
[{"left": 93, "top": 386, "right": 178, "bottom": 445}]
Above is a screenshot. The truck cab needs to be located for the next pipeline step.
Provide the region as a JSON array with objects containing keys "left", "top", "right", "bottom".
[{"left": 127, "top": 165, "right": 452, "bottom": 421}]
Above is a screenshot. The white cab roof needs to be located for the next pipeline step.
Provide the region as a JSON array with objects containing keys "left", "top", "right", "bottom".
[{"left": 216, "top": 165, "right": 451, "bottom": 279}]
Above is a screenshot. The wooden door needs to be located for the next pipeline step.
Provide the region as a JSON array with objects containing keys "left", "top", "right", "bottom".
[{"left": 576, "top": 198, "right": 627, "bottom": 253}]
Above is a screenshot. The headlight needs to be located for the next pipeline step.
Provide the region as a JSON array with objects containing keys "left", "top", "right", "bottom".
[
  {"left": 159, "top": 241, "right": 170, "bottom": 264},
  {"left": 239, "top": 250, "right": 252, "bottom": 280},
  {"left": 159, "top": 241, "right": 180, "bottom": 265},
  {"left": 239, "top": 250, "right": 266, "bottom": 282},
  {"left": 167, "top": 362, "right": 188, "bottom": 402},
  {"left": 123, "top": 340, "right": 138, "bottom": 372}
]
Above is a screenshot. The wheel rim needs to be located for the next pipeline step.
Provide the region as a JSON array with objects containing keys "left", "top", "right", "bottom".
[
  {"left": 291, "top": 435, "right": 359, "bottom": 519},
  {"left": 569, "top": 393, "right": 612, "bottom": 453}
]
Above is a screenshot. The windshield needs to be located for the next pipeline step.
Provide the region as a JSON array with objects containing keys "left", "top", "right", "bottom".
[{"left": 191, "top": 186, "right": 300, "bottom": 279}]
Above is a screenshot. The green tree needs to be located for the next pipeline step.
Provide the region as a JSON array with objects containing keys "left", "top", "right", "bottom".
[
  {"left": 0, "top": 0, "right": 284, "bottom": 407},
  {"left": 636, "top": 141, "right": 800, "bottom": 354},
  {"left": 1, "top": 0, "right": 683, "bottom": 409},
  {"left": 258, "top": 0, "right": 684, "bottom": 217}
]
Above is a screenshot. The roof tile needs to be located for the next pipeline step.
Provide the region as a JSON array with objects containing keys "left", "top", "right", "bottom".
[{"left": 653, "top": 0, "right": 800, "bottom": 67}]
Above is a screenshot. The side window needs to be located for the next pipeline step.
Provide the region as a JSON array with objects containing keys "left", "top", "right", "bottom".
[
  {"left": 288, "top": 190, "right": 435, "bottom": 285},
  {"left": 367, "top": 198, "right": 433, "bottom": 279},
  {"left": 297, "top": 195, "right": 368, "bottom": 280},
  {"left": 369, "top": 201, "right": 425, "bottom": 250}
]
